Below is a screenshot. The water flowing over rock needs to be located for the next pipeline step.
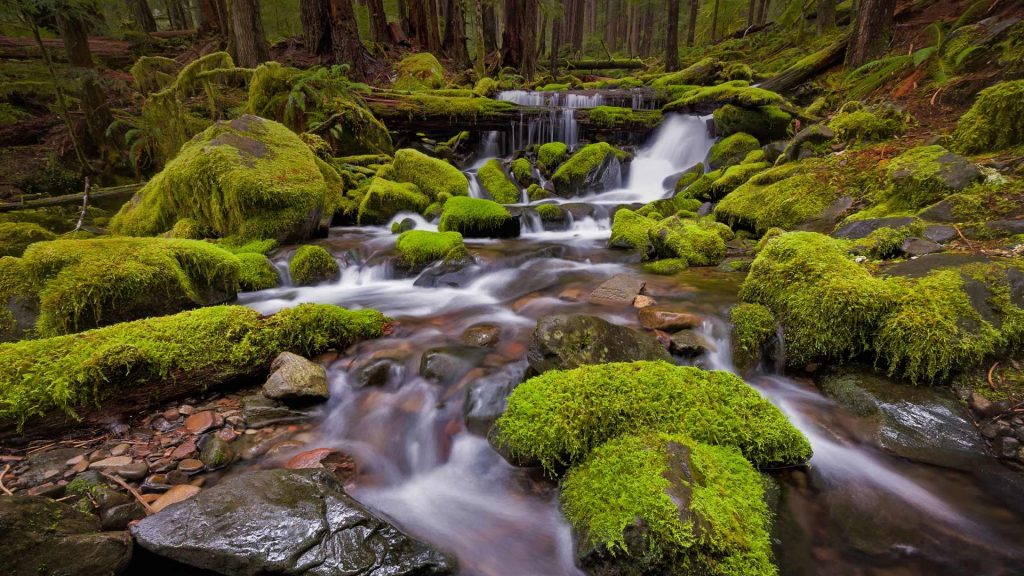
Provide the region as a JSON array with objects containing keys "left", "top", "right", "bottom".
[
  {"left": 131, "top": 468, "right": 457, "bottom": 576},
  {"left": 528, "top": 314, "right": 671, "bottom": 373}
]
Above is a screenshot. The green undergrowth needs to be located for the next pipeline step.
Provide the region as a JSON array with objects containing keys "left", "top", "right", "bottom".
[
  {"left": 0, "top": 304, "right": 388, "bottom": 428},
  {"left": 477, "top": 159, "right": 521, "bottom": 204},
  {"left": 495, "top": 361, "right": 812, "bottom": 471},
  {"left": 289, "top": 245, "right": 339, "bottom": 285},
  {"left": 395, "top": 230, "right": 466, "bottom": 269}
]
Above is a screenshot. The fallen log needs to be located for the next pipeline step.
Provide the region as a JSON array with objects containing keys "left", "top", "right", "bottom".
[
  {"left": 0, "top": 183, "right": 142, "bottom": 212},
  {"left": 563, "top": 59, "right": 646, "bottom": 71},
  {"left": 760, "top": 36, "right": 850, "bottom": 95},
  {"left": 365, "top": 93, "right": 547, "bottom": 131}
]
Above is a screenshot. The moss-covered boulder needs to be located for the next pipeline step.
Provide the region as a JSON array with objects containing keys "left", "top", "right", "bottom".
[
  {"left": 477, "top": 159, "right": 520, "bottom": 204},
  {"left": 740, "top": 232, "right": 897, "bottom": 366},
  {"left": 708, "top": 133, "right": 760, "bottom": 169},
  {"left": 580, "top": 106, "right": 663, "bottom": 131},
  {"left": 0, "top": 304, "right": 387, "bottom": 429},
  {"left": 951, "top": 80, "right": 1024, "bottom": 154},
  {"left": 395, "top": 230, "right": 466, "bottom": 271},
  {"left": 664, "top": 82, "right": 785, "bottom": 115},
  {"left": 828, "top": 107, "right": 906, "bottom": 145},
  {"left": 610, "top": 210, "right": 729, "bottom": 266},
  {"left": 438, "top": 197, "right": 520, "bottom": 238},
  {"left": 650, "top": 57, "right": 722, "bottom": 88},
  {"left": 537, "top": 142, "right": 569, "bottom": 176},
  {"left": 552, "top": 142, "right": 629, "bottom": 196},
  {"left": 392, "top": 148, "right": 469, "bottom": 199},
  {"left": 0, "top": 222, "right": 56, "bottom": 257},
  {"left": 713, "top": 105, "right": 791, "bottom": 142},
  {"left": 393, "top": 53, "right": 446, "bottom": 91},
  {"left": 289, "top": 245, "right": 339, "bottom": 286},
  {"left": 730, "top": 303, "right": 776, "bottom": 370},
  {"left": 2, "top": 237, "right": 241, "bottom": 338},
  {"left": 673, "top": 162, "right": 705, "bottom": 194},
  {"left": 510, "top": 157, "right": 535, "bottom": 187},
  {"left": 884, "top": 145, "right": 981, "bottom": 210},
  {"left": 495, "top": 361, "right": 812, "bottom": 470},
  {"left": 356, "top": 177, "right": 431, "bottom": 225},
  {"left": 714, "top": 160, "right": 845, "bottom": 233},
  {"left": 564, "top": 433, "right": 775, "bottom": 576},
  {"left": 237, "top": 252, "right": 278, "bottom": 291},
  {"left": 110, "top": 115, "right": 341, "bottom": 243}
]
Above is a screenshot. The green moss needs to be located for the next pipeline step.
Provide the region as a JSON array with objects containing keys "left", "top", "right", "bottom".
[
  {"left": 438, "top": 196, "right": 517, "bottom": 237},
  {"left": 951, "top": 80, "right": 1024, "bottom": 154},
  {"left": 511, "top": 157, "right": 535, "bottom": 186},
  {"left": 665, "top": 82, "right": 784, "bottom": 113},
  {"left": 561, "top": 433, "right": 775, "bottom": 576},
  {"left": 828, "top": 108, "right": 905, "bottom": 145},
  {"left": 109, "top": 115, "right": 339, "bottom": 243},
  {"left": 674, "top": 163, "right": 705, "bottom": 193},
  {"left": 609, "top": 208, "right": 656, "bottom": 254},
  {"left": 219, "top": 238, "right": 279, "bottom": 255},
  {"left": 0, "top": 222, "right": 56, "bottom": 257},
  {"left": 713, "top": 105, "right": 791, "bottom": 142},
  {"left": 130, "top": 55, "right": 178, "bottom": 94},
  {"left": 583, "top": 106, "right": 663, "bottom": 130},
  {"left": 883, "top": 145, "right": 981, "bottom": 210},
  {"left": 535, "top": 203, "right": 564, "bottom": 221},
  {"left": 237, "top": 252, "right": 278, "bottom": 291},
  {"left": 527, "top": 183, "right": 552, "bottom": 201},
  {"left": 537, "top": 142, "right": 569, "bottom": 176},
  {"left": 552, "top": 142, "right": 629, "bottom": 195},
  {"left": 473, "top": 77, "right": 499, "bottom": 97},
  {"left": 707, "top": 161, "right": 770, "bottom": 200},
  {"left": 0, "top": 103, "right": 31, "bottom": 126},
  {"left": 643, "top": 258, "right": 688, "bottom": 275},
  {"left": 650, "top": 58, "right": 722, "bottom": 88},
  {"left": 393, "top": 53, "right": 445, "bottom": 91},
  {"left": 0, "top": 304, "right": 387, "bottom": 428},
  {"left": 392, "top": 148, "right": 469, "bottom": 199},
  {"left": 395, "top": 230, "right": 466, "bottom": 268},
  {"left": 477, "top": 159, "right": 521, "bottom": 204},
  {"left": 708, "top": 133, "right": 760, "bottom": 169},
  {"left": 740, "top": 232, "right": 897, "bottom": 365},
  {"left": 357, "top": 177, "right": 430, "bottom": 225},
  {"left": 289, "top": 245, "right": 339, "bottom": 286},
  {"left": 649, "top": 216, "right": 729, "bottom": 265},
  {"left": 495, "top": 361, "right": 811, "bottom": 471},
  {"left": 370, "top": 93, "right": 515, "bottom": 122},
  {"left": 730, "top": 303, "right": 775, "bottom": 366},
  {"left": 714, "top": 160, "right": 840, "bottom": 233},
  {"left": 851, "top": 221, "right": 922, "bottom": 259}
]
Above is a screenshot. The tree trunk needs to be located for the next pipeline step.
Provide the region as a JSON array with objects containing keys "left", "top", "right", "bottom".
[
  {"left": 301, "top": 0, "right": 332, "bottom": 55},
  {"left": 537, "top": 13, "right": 546, "bottom": 58},
  {"left": 710, "top": 0, "right": 721, "bottom": 42},
  {"left": 442, "top": 0, "right": 471, "bottom": 69},
  {"left": 57, "top": 10, "right": 110, "bottom": 155},
  {"left": 501, "top": 0, "right": 536, "bottom": 79},
  {"left": 640, "top": 4, "right": 653, "bottom": 56},
  {"left": 747, "top": 0, "right": 756, "bottom": 27},
  {"left": 572, "top": 0, "right": 585, "bottom": 52},
  {"left": 686, "top": 0, "right": 698, "bottom": 46},
  {"left": 127, "top": 0, "right": 158, "bottom": 32},
  {"left": 757, "top": 0, "right": 770, "bottom": 25},
  {"left": 366, "top": 0, "right": 390, "bottom": 42},
  {"left": 424, "top": 0, "right": 442, "bottom": 53},
  {"left": 229, "top": 0, "right": 269, "bottom": 67},
  {"left": 818, "top": 0, "right": 836, "bottom": 34},
  {"left": 665, "top": 0, "right": 680, "bottom": 71},
  {"left": 198, "top": 0, "right": 228, "bottom": 37},
  {"left": 482, "top": 2, "right": 498, "bottom": 52},
  {"left": 550, "top": 16, "right": 561, "bottom": 76},
  {"left": 409, "top": 0, "right": 428, "bottom": 48},
  {"left": 330, "top": 0, "right": 373, "bottom": 79},
  {"left": 845, "top": 0, "right": 895, "bottom": 66},
  {"left": 472, "top": 0, "right": 487, "bottom": 76},
  {"left": 605, "top": 0, "right": 618, "bottom": 51}
]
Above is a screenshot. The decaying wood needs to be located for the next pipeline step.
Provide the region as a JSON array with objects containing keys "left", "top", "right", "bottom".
[
  {"left": 760, "top": 37, "right": 849, "bottom": 95},
  {"left": 0, "top": 183, "right": 142, "bottom": 213}
]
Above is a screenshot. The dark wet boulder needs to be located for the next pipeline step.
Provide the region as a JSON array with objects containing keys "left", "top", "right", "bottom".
[
  {"left": 420, "top": 345, "right": 486, "bottom": 384},
  {"left": 833, "top": 217, "right": 916, "bottom": 240},
  {"left": 262, "top": 352, "right": 329, "bottom": 404},
  {"left": 464, "top": 362, "right": 527, "bottom": 435},
  {"left": 780, "top": 124, "right": 834, "bottom": 163},
  {"left": 0, "top": 496, "right": 132, "bottom": 576},
  {"left": 528, "top": 314, "right": 671, "bottom": 373},
  {"left": 460, "top": 323, "right": 501, "bottom": 347},
  {"left": 131, "top": 468, "right": 456, "bottom": 576},
  {"left": 242, "top": 394, "right": 319, "bottom": 429},
  {"left": 551, "top": 142, "right": 629, "bottom": 196},
  {"left": 964, "top": 219, "right": 1024, "bottom": 239},
  {"left": 922, "top": 224, "right": 957, "bottom": 243},
  {"left": 898, "top": 236, "right": 943, "bottom": 257}
]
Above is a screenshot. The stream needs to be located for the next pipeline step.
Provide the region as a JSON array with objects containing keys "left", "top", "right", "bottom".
[{"left": 235, "top": 92, "right": 1024, "bottom": 576}]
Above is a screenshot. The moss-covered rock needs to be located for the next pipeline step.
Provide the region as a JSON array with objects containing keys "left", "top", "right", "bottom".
[
  {"left": 0, "top": 304, "right": 387, "bottom": 428},
  {"left": 395, "top": 230, "right": 466, "bottom": 270},
  {"left": 828, "top": 107, "right": 905, "bottom": 145},
  {"left": 552, "top": 142, "right": 629, "bottom": 196},
  {"left": 393, "top": 53, "right": 445, "bottom": 91},
  {"left": 477, "top": 159, "right": 520, "bottom": 204},
  {"left": 714, "top": 159, "right": 843, "bottom": 233},
  {"left": 643, "top": 258, "right": 688, "bottom": 275},
  {"left": 495, "top": 361, "right": 812, "bottom": 470},
  {"left": 884, "top": 145, "right": 981, "bottom": 210},
  {"left": 708, "top": 133, "right": 760, "bottom": 169},
  {"left": 609, "top": 208, "right": 657, "bottom": 254},
  {"left": 392, "top": 148, "right": 469, "bottom": 199},
  {"left": 534, "top": 203, "right": 564, "bottom": 222},
  {"left": 730, "top": 303, "right": 776, "bottom": 369},
  {"left": 740, "top": 232, "right": 897, "bottom": 366},
  {"left": 673, "top": 163, "right": 705, "bottom": 193},
  {"left": 438, "top": 196, "right": 520, "bottom": 238},
  {"left": 664, "top": 82, "right": 785, "bottom": 114},
  {"left": 650, "top": 58, "right": 722, "bottom": 88},
  {"left": 648, "top": 216, "right": 728, "bottom": 265},
  {"left": 713, "top": 105, "right": 791, "bottom": 142},
  {"left": 0, "top": 222, "right": 56, "bottom": 258},
  {"left": 510, "top": 157, "right": 535, "bottom": 187},
  {"left": 581, "top": 106, "right": 663, "bottom": 131},
  {"left": 109, "top": 115, "right": 341, "bottom": 243},
  {"left": 951, "top": 80, "right": 1024, "bottom": 154},
  {"left": 356, "top": 177, "right": 431, "bottom": 225},
  {"left": 237, "top": 252, "right": 278, "bottom": 291},
  {"left": 563, "top": 433, "right": 775, "bottom": 576},
  {"left": 537, "top": 142, "right": 569, "bottom": 176},
  {"left": 289, "top": 245, "right": 339, "bottom": 286}
]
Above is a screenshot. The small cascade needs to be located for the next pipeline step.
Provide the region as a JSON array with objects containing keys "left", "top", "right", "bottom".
[
  {"left": 467, "top": 171, "right": 484, "bottom": 198},
  {"left": 520, "top": 208, "right": 544, "bottom": 234}
]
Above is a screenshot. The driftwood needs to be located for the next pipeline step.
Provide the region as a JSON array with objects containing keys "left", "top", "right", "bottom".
[
  {"left": 563, "top": 59, "right": 646, "bottom": 70},
  {"left": 760, "top": 36, "right": 850, "bottom": 95},
  {"left": 0, "top": 183, "right": 142, "bottom": 213}
]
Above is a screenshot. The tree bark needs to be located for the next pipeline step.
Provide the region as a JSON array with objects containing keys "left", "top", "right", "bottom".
[
  {"left": 845, "top": 0, "right": 895, "bottom": 66},
  {"left": 127, "top": 0, "right": 158, "bottom": 32},
  {"left": 198, "top": 0, "right": 228, "bottom": 37},
  {"left": 501, "top": 0, "right": 536, "bottom": 79},
  {"left": 666, "top": 0, "right": 680, "bottom": 71},
  {"left": 605, "top": 0, "right": 618, "bottom": 51},
  {"left": 537, "top": 12, "right": 546, "bottom": 58},
  {"left": 442, "top": 0, "right": 471, "bottom": 69},
  {"left": 424, "top": 0, "right": 442, "bottom": 53},
  {"left": 229, "top": 0, "right": 269, "bottom": 67},
  {"left": 301, "top": 0, "right": 332, "bottom": 55},
  {"left": 330, "top": 0, "right": 373, "bottom": 79},
  {"left": 550, "top": 16, "right": 561, "bottom": 76},
  {"left": 747, "top": 0, "right": 756, "bottom": 27},
  {"left": 686, "top": 0, "right": 698, "bottom": 46},
  {"left": 472, "top": 0, "right": 487, "bottom": 76},
  {"left": 482, "top": 2, "right": 498, "bottom": 52},
  {"left": 366, "top": 0, "right": 390, "bottom": 42},
  {"left": 409, "top": 0, "right": 428, "bottom": 48},
  {"left": 710, "top": 0, "right": 721, "bottom": 42},
  {"left": 757, "top": 0, "right": 770, "bottom": 25},
  {"left": 57, "top": 9, "right": 110, "bottom": 154},
  {"left": 818, "top": 0, "right": 836, "bottom": 34},
  {"left": 572, "top": 0, "right": 585, "bottom": 52}
]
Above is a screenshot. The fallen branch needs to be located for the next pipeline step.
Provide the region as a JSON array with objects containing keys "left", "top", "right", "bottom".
[
  {"left": 988, "top": 362, "right": 1000, "bottom": 391},
  {"left": 101, "top": 471, "right": 156, "bottom": 515},
  {"left": 73, "top": 177, "right": 90, "bottom": 232},
  {"left": 0, "top": 183, "right": 141, "bottom": 213}
]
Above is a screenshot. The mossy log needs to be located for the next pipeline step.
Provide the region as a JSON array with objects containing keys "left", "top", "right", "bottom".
[
  {"left": 0, "top": 184, "right": 142, "bottom": 212},
  {"left": 760, "top": 36, "right": 849, "bottom": 95},
  {"left": 364, "top": 94, "right": 547, "bottom": 130},
  {"left": 562, "top": 59, "right": 646, "bottom": 70}
]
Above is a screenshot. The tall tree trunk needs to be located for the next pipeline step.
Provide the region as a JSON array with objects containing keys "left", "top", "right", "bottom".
[
  {"left": 301, "top": 0, "right": 332, "bottom": 55},
  {"left": 366, "top": 0, "right": 389, "bottom": 42},
  {"left": 572, "top": 0, "right": 585, "bottom": 52},
  {"left": 424, "top": 0, "right": 442, "bottom": 53},
  {"left": 330, "top": 0, "right": 373, "bottom": 78},
  {"left": 640, "top": 4, "right": 653, "bottom": 56},
  {"left": 757, "top": 0, "right": 770, "bottom": 24},
  {"left": 127, "top": 0, "right": 158, "bottom": 32},
  {"left": 501, "top": 0, "right": 536, "bottom": 79},
  {"left": 398, "top": 0, "right": 410, "bottom": 34},
  {"left": 229, "top": 0, "right": 269, "bottom": 67},
  {"left": 442, "top": 0, "right": 471, "bottom": 68},
  {"left": 845, "top": 0, "right": 895, "bottom": 66},
  {"left": 818, "top": 0, "right": 836, "bottom": 34},
  {"left": 747, "top": 0, "right": 756, "bottom": 27},
  {"left": 605, "top": 0, "right": 619, "bottom": 52},
  {"left": 57, "top": 10, "right": 110, "bottom": 155},
  {"left": 550, "top": 16, "right": 561, "bottom": 76},
  {"left": 482, "top": 2, "right": 497, "bottom": 52},
  {"left": 409, "top": 0, "right": 428, "bottom": 48},
  {"left": 472, "top": 0, "right": 487, "bottom": 76},
  {"left": 537, "top": 13, "right": 546, "bottom": 58},
  {"left": 686, "top": 0, "right": 698, "bottom": 46},
  {"left": 666, "top": 0, "right": 680, "bottom": 71},
  {"left": 198, "top": 0, "right": 228, "bottom": 37},
  {"left": 710, "top": 0, "right": 721, "bottom": 42}
]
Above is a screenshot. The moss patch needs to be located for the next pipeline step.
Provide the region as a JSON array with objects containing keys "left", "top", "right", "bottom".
[
  {"left": 289, "top": 245, "right": 339, "bottom": 286},
  {"left": 708, "top": 133, "right": 760, "bottom": 169},
  {"left": 730, "top": 303, "right": 776, "bottom": 368},
  {"left": 477, "top": 159, "right": 520, "bottom": 204},
  {"left": 713, "top": 105, "right": 791, "bottom": 142},
  {"left": 552, "top": 142, "right": 629, "bottom": 195},
  {"left": 511, "top": 157, "right": 535, "bottom": 187},
  {"left": 438, "top": 196, "right": 518, "bottom": 238},
  {"left": 0, "top": 222, "right": 56, "bottom": 258},
  {"left": 883, "top": 145, "right": 981, "bottom": 211},
  {"left": 393, "top": 53, "right": 445, "bottom": 91},
  {"left": 237, "top": 252, "right": 278, "bottom": 291},
  {"left": 828, "top": 108, "right": 905, "bottom": 145},
  {"left": 357, "top": 177, "right": 431, "bottom": 225},
  {"left": 395, "top": 230, "right": 466, "bottom": 269},
  {"left": 643, "top": 258, "right": 689, "bottom": 275},
  {"left": 392, "top": 148, "right": 469, "bottom": 199},
  {"left": 582, "top": 106, "right": 663, "bottom": 130},
  {"left": 714, "top": 159, "right": 841, "bottom": 233},
  {"left": 537, "top": 142, "right": 569, "bottom": 176},
  {"left": 952, "top": 80, "right": 1024, "bottom": 154},
  {"left": 665, "top": 82, "right": 784, "bottom": 113}
]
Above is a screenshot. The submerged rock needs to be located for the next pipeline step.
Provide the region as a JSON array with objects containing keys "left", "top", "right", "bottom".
[
  {"left": 420, "top": 345, "right": 486, "bottom": 384},
  {"left": 131, "top": 468, "right": 456, "bottom": 576},
  {"left": 528, "top": 314, "right": 671, "bottom": 373},
  {"left": 464, "top": 361, "right": 527, "bottom": 435}
]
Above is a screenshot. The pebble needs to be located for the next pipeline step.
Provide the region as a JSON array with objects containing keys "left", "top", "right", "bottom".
[
  {"left": 65, "top": 455, "right": 85, "bottom": 467},
  {"left": 178, "top": 459, "right": 205, "bottom": 474},
  {"left": 88, "top": 456, "right": 133, "bottom": 470},
  {"left": 140, "top": 493, "right": 161, "bottom": 504},
  {"left": 178, "top": 405, "right": 195, "bottom": 416},
  {"left": 170, "top": 439, "right": 197, "bottom": 460},
  {"left": 116, "top": 462, "right": 149, "bottom": 481},
  {"left": 633, "top": 295, "right": 656, "bottom": 308},
  {"left": 166, "top": 470, "right": 190, "bottom": 485},
  {"left": 162, "top": 407, "right": 181, "bottom": 421},
  {"left": 109, "top": 443, "right": 130, "bottom": 457},
  {"left": 70, "top": 459, "right": 90, "bottom": 474},
  {"left": 185, "top": 411, "right": 222, "bottom": 435},
  {"left": 150, "top": 484, "right": 201, "bottom": 513}
]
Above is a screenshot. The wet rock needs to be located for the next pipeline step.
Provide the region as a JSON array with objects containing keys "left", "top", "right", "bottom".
[
  {"left": 262, "top": 352, "right": 329, "bottom": 404},
  {"left": 460, "top": 323, "right": 501, "bottom": 347},
  {"left": 638, "top": 307, "right": 703, "bottom": 332},
  {"left": 782, "top": 124, "right": 834, "bottom": 162},
  {"left": 464, "top": 362, "right": 527, "bottom": 435},
  {"left": 881, "top": 253, "right": 992, "bottom": 279},
  {"left": 419, "top": 346, "right": 486, "bottom": 384},
  {"left": 242, "top": 394, "right": 318, "bottom": 428},
  {"left": 100, "top": 502, "right": 145, "bottom": 531},
  {"left": 589, "top": 274, "right": 646, "bottom": 306},
  {"left": 832, "top": 217, "right": 916, "bottom": 240},
  {"left": 184, "top": 410, "right": 222, "bottom": 435},
  {"left": 150, "top": 484, "right": 201, "bottom": 513},
  {"left": 965, "top": 219, "right": 1024, "bottom": 239},
  {"left": 922, "top": 224, "right": 957, "bottom": 244},
  {"left": 969, "top": 391, "right": 1002, "bottom": 418},
  {"left": 109, "top": 443, "right": 130, "bottom": 457},
  {"left": 21, "top": 448, "right": 84, "bottom": 486},
  {"left": 286, "top": 448, "right": 358, "bottom": 483},
  {"left": 198, "top": 434, "right": 234, "bottom": 469},
  {"left": 170, "top": 439, "right": 197, "bottom": 460},
  {"left": 177, "top": 459, "right": 204, "bottom": 474},
  {"left": 131, "top": 469, "right": 456, "bottom": 576},
  {"left": 397, "top": 217, "right": 417, "bottom": 233},
  {"left": 528, "top": 314, "right": 671, "bottom": 373},
  {"left": 669, "top": 330, "right": 715, "bottom": 356},
  {"left": 411, "top": 255, "right": 480, "bottom": 288},
  {"left": 633, "top": 295, "right": 656, "bottom": 308},
  {"left": 165, "top": 470, "right": 190, "bottom": 485},
  {"left": 116, "top": 461, "right": 149, "bottom": 481},
  {"left": 899, "top": 236, "right": 943, "bottom": 256},
  {"left": 88, "top": 455, "right": 133, "bottom": 470},
  {"left": 356, "top": 358, "right": 401, "bottom": 388},
  {"left": 0, "top": 497, "right": 132, "bottom": 575}
]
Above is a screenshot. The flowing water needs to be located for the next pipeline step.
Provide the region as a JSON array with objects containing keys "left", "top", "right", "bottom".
[{"left": 235, "top": 98, "right": 1024, "bottom": 575}]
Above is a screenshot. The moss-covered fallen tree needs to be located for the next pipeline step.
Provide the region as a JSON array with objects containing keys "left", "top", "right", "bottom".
[{"left": 0, "top": 303, "right": 388, "bottom": 433}]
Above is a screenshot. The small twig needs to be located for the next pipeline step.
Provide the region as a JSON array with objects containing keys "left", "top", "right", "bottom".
[
  {"left": 930, "top": 87, "right": 943, "bottom": 107},
  {"left": 0, "top": 464, "right": 13, "bottom": 496},
  {"left": 100, "top": 471, "right": 155, "bottom": 515},
  {"left": 952, "top": 225, "right": 974, "bottom": 251},
  {"left": 987, "top": 362, "right": 1000, "bottom": 390},
  {"left": 73, "top": 176, "right": 90, "bottom": 232}
]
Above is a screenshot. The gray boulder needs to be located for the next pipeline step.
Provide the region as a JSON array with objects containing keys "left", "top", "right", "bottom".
[
  {"left": 262, "top": 352, "right": 329, "bottom": 403},
  {"left": 528, "top": 314, "right": 671, "bottom": 374},
  {"left": 132, "top": 468, "right": 456, "bottom": 576},
  {"left": 464, "top": 361, "right": 527, "bottom": 435}
]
